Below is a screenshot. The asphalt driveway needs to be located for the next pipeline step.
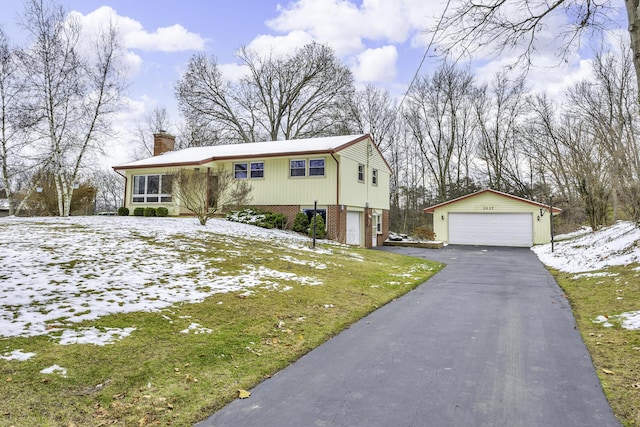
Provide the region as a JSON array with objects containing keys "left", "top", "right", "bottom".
[{"left": 196, "top": 245, "right": 620, "bottom": 427}]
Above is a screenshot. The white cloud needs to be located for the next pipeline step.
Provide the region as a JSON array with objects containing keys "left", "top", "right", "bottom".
[
  {"left": 352, "top": 45, "right": 398, "bottom": 82},
  {"left": 70, "top": 6, "right": 205, "bottom": 53},
  {"left": 219, "top": 62, "right": 250, "bottom": 82},
  {"left": 245, "top": 31, "right": 314, "bottom": 58},
  {"left": 124, "top": 23, "right": 206, "bottom": 52}
]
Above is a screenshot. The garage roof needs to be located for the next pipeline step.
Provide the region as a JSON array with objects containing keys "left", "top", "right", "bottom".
[{"left": 423, "top": 189, "right": 562, "bottom": 214}]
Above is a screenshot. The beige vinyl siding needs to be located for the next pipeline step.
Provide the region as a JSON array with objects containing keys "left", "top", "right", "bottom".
[
  {"left": 217, "top": 156, "right": 338, "bottom": 206},
  {"left": 433, "top": 192, "right": 552, "bottom": 245},
  {"left": 337, "top": 137, "right": 390, "bottom": 210}
]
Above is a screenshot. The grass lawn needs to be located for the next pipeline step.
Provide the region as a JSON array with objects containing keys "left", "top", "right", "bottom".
[
  {"left": 0, "top": 218, "right": 441, "bottom": 426},
  {"left": 553, "top": 265, "right": 640, "bottom": 427}
]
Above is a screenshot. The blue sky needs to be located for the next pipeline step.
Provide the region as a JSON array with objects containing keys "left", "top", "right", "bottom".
[{"left": 1, "top": 0, "right": 627, "bottom": 163}]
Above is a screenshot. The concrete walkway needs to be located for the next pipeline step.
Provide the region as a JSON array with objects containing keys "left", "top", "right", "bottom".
[{"left": 196, "top": 245, "right": 620, "bottom": 427}]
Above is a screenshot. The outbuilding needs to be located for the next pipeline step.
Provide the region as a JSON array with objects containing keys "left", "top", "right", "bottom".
[{"left": 424, "top": 189, "right": 561, "bottom": 247}]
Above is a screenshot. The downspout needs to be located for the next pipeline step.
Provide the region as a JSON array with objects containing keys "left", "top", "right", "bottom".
[
  {"left": 331, "top": 152, "right": 341, "bottom": 242},
  {"left": 114, "top": 169, "right": 127, "bottom": 210}
]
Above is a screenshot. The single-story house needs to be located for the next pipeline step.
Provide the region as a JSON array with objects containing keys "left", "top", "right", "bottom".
[
  {"left": 113, "top": 133, "right": 391, "bottom": 248},
  {"left": 424, "top": 189, "right": 561, "bottom": 247}
]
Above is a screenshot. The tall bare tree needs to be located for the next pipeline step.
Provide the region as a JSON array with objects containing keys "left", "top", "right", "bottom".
[
  {"left": 404, "top": 64, "right": 477, "bottom": 201},
  {"left": 18, "top": 0, "right": 126, "bottom": 216},
  {"left": 132, "top": 106, "right": 171, "bottom": 159},
  {"left": 474, "top": 72, "right": 527, "bottom": 192},
  {"left": 433, "top": 0, "right": 640, "bottom": 92},
  {"left": 345, "top": 84, "right": 397, "bottom": 153},
  {"left": 0, "top": 27, "right": 31, "bottom": 215},
  {"left": 176, "top": 43, "right": 354, "bottom": 143}
]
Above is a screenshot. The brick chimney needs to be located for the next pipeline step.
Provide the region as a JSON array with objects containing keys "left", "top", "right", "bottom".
[{"left": 153, "top": 131, "right": 175, "bottom": 156}]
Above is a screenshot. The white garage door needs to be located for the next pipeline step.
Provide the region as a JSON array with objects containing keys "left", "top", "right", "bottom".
[
  {"left": 346, "top": 211, "right": 361, "bottom": 245},
  {"left": 449, "top": 213, "right": 533, "bottom": 247}
]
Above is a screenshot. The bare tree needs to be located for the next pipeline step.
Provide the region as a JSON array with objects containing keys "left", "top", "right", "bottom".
[
  {"left": 171, "top": 169, "right": 252, "bottom": 225},
  {"left": 345, "top": 84, "right": 397, "bottom": 153},
  {"left": 176, "top": 43, "right": 354, "bottom": 143},
  {"left": 18, "top": 0, "right": 126, "bottom": 216},
  {"left": 474, "top": 72, "right": 527, "bottom": 192},
  {"left": 404, "top": 64, "right": 477, "bottom": 201},
  {"left": 433, "top": 0, "right": 639, "bottom": 91},
  {"left": 0, "top": 26, "right": 33, "bottom": 216},
  {"left": 132, "top": 106, "right": 172, "bottom": 159}
]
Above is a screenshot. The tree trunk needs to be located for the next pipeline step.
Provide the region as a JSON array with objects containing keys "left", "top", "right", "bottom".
[{"left": 626, "top": 0, "right": 640, "bottom": 98}]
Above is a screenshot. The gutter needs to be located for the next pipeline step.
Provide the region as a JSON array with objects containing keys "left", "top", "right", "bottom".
[
  {"left": 330, "top": 152, "right": 342, "bottom": 243},
  {"left": 113, "top": 169, "right": 128, "bottom": 209}
]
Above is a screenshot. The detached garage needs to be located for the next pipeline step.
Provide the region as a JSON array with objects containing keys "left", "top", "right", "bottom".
[{"left": 424, "top": 189, "right": 561, "bottom": 247}]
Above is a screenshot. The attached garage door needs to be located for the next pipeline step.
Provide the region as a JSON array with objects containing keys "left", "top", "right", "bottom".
[
  {"left": 448, "top": 213, "right": 533, "bottom": 247},
  {"left": 346, "top": 211, "right": 361, "bottom": 245}
]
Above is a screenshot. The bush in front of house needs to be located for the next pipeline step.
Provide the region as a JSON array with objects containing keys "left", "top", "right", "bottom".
[
  {"left": 308, "top": 214, "right": 326, "bottom": 239},
  {"left": 413, "top": 226, "right": 436, "bottom": 241},
  {"left": 156, "top": 207, "right": 169, "bottom": 217},
  {"left": 260, "top": 212, "right": 287, "bottom": 229},
  {"left": 133, "top": 207, "right": 144, "bottom": 216},
  {"left": 293, "top": 212, "right": 310, "bottom": 233},
  {"left": 117, "top": 207, "right": 129, "bottom": 216},
  {"left": 144, "top": 207, "right": 156, "bottom": 217},
  {"left": 227, "top": 208, "right": 287, "bottom": 230}
]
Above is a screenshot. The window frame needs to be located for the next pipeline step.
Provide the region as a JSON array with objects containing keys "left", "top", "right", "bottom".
[
  {"left": 358, "top": 163, "right": 365, "bottom": 183},
  {"left": 375, "top": 213, "right": 382, "bottom": 234},
  {"left": 132, "top": 174, "right": 172, "bottom": 203},
  {"left": 290, "top": 159, "right": 307, "bottom": 177},
  {"left": 372, "top": 168, "right": 378, "bottom": 186},
  {"left": 250, "top": 161, "right": 265, "bottom": 179},
  {"left": 309, "top": 158, "right": 325, "bottom": 177},
  {"left": 234, "top": 162, "right": 248, "bottom": 179}
]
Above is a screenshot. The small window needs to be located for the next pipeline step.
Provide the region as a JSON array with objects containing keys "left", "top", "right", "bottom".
[
  {"left": 250, "top": 162, "right": 264, "bottom": 178},
  {"left": 290, "top": 159, "right": 306, "bottom": 177},
  {"left": 358, "top": 164, "right": 365, "bottom": 183},
  {"left": 376, "top": 214, "right": 382, "bottom": 234},
  {"left": 372, "top": 168, "right": 378, "bottom": 186},
  {"left": 234, "top": 163, "right": 248, "bottom": 179},
  {"left": 309, "top": 159, "right": 325, "bottom": 176}
]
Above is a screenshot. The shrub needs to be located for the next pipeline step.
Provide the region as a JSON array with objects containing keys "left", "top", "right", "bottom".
[
  {"left": 227, "top": 208, "right": 287, "bottom": 230},
  {"left": 308, "top": 214, "right": 326, "bottom": 239},
  {"left": 133, "top": 207, "right": 144, "bottom": 217},
  {"left": 156, "top": 207, "right": 169, "bottom": 217},
  {"left": 413, "top": 226, "right": 436, "bottom": 241},
  {"left": 117, "top": 207, "right": 129, "bottom": 216},
  {"left": 293, "top": 212, "right": 310, "bottom": 233},
  {"left": 260, "top": 212, "right": 287, "bottom": 229},
  {"left": 144, "top": 207, "right": 156, "bottom": 217}
]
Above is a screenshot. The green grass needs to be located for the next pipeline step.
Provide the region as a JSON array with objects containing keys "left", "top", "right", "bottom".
[
  {"left": 0, "top": 242, "right": 441, "bottom": 427},
  {"left": 552, "top": 265, "right": 640, "bottom": 427}
]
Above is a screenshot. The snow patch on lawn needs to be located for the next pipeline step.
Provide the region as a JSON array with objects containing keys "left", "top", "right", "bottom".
[
  {"left": 0, "top": 216, "right": 326, "bottom": 340},
  {"left": 533, "top": 221, "right": 640, "bottom": 331},
  {"left": 56, "top": 327, "right": 137, "bottom": 346},
  {"left": 1, "top": 349, "right": 36, "bottom": 361}
]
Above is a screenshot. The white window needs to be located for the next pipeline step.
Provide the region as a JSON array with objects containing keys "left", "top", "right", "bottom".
[
  {"left": 376, "top": 214, "right": 382, "bottom": 234},
  {"left": 234, "top": 163, "right": 248, "bottom": 179},
  {"left": 132, "top": 174, "right": 172, "bottom": 203},
  {"left": 250, "top": 162, "right": 264, "bottom": 178},
  {"left": 290, "top": 159, "right": 306, "bottom": 177},
  {"left": 309, "top": 159, "right": 325, "bottom": 176},
  {"left": 358, "top": 164, "right": 365, "bottom": 183},
  {"left": 372, "top": 168, "right": 378, "bottom": 186}
]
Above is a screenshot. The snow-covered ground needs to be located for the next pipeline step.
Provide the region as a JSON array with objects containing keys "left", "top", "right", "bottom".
[
  {"left": 532, "top": 221, "right": 640, "bottom": 330},
  {"left": 0, "top": 215, "right": 339, "bottom": 351}
]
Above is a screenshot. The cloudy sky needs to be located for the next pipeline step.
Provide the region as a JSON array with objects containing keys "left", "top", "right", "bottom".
[{"left": 0, "top": 0, "right": 628, "bottom": 163}]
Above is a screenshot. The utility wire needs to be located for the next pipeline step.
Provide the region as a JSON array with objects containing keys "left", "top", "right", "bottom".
[{"left": 395, "top": 0, "right": 453, "bottom": 117}]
